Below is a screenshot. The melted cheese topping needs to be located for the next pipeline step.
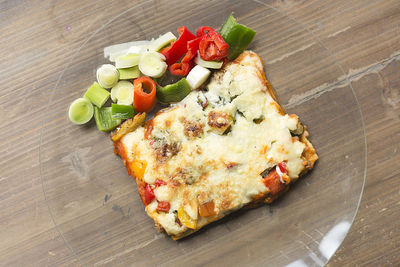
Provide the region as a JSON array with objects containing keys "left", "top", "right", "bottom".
[{"left": 121, "top": 52, "right": 306, "bottom": 236}]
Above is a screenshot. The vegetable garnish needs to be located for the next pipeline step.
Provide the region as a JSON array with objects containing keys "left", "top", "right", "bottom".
[
  {"left": 111, "top": 103, "right": 135, "bottom": 120},
  {"left": 68, "top": 98, "right": 94, "bottom": 124},
  {"left": 150, "top": 32, "right": 177, "bottom": 52},
  {"left": 118, "top": 66, "right": 140, "bottom": 80},
  {"left": 115, "top": 53, "right": 140, "bottom": 68},
  {"left": 104, "top": 40, "right": 150, "bottom": 61},
  {"left": 94, "top": 106, "right": 121, "bottom": 132},
  {"left": 194, "top": 52, "right": 223, "bottom": 69},
  {"left": 161, "top": 26, "right": 196, "bottom": 66},
  {"left": 111, "top": 81, "right": 134, "bottom": 105},
  {"left": 220, "top": 13, "right": 256, "bottom": 60},
  {"left": 69, "top": 14, "right": 257, "bottom": 132},
  {"left": 196, "top": 26, "right": 215, "bottom": 37},
  {"left": 139, "top": 51, "right": 167, "bottom": 78},
  {"left": 199, "top": 29, "right": 229, "bottom": 61},
  {"left": 169, "top": 61, "right": 193, "bottom": 76},
  {"left": 97, "top": 64, "right": 119, "bottom": 89},
  {"left": 186, "top": 65, "right": 211, "bottom": 89},
  {"left": 156, "top": 78, "right": 191, "bottom": 103},
  {"left": 133, "top": 77, "right": 157, "bottom": 112},
  {"left": 168, "top": 37, "right": 201, "bottom": 76},
  {"left": 84, "top": 82, "right": 110, "bottom": 108}
]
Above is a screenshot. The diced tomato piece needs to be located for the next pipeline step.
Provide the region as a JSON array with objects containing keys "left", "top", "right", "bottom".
[
  {"left": 154, "top": 178, "right": 167, "bottom": 187},
  {"left": 263, "top": 169, "right": 285, "bottom": 196},
  {"left": 278, "top": 161, "right": 287, "bottom": 174},
  {"left": 157, "top": 201, "right": 170, "bottom": 212},
  {"left": 198, "top": 201, "right": 216, "bottom": 217}
]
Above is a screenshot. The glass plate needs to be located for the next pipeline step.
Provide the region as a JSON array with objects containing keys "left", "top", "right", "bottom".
[{"left": 40, "top": 1, "right": 366, "bottom": 266}]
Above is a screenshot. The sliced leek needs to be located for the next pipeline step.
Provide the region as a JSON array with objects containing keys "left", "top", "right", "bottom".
[
  {"left": 68, "top": 98, "right": 94, "bottom": 124},
  {"left": 139, "top": 51, "right": 167, "bottom": 78},
  {"left": 115, "top": 53, "right": 141, "bottom": 68},
  {"left": 126, "top": 45, "right": 142, "bottom": 55},
  {"left": 149, "top": 32, "right": 176, "bottom": 51},
  {"left": 118, "top": 66, "right": 140, "bottom": 80},
  {"left": 96, "top": 64, "right": 119, "bottom": 88},
  {"left": 186, "top": 65, "right": 211, "bottom": 89},
  {"left": 111, "top": 81, "right": 134, "bottom": 105},
  {"left": 83, "top": 82, "right": 110, "bottom": 108},
  {"left": 104, "top": 40, "right": 149, "bottom": 60},
  {"left": 194, "top": 52, "right": 223, "bottom": 69}
]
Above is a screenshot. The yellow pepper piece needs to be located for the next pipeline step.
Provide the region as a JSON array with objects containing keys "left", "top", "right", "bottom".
[
  {"left": 178, "top": 207, "right": 197, "bottom": 229},
  {"left": 131, "top": 161, "right": 147, "bottom": 181}
]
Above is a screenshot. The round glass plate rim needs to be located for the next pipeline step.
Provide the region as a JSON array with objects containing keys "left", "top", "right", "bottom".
[{"left": 39, "top": 1, "right": 367, "bottom": 265}]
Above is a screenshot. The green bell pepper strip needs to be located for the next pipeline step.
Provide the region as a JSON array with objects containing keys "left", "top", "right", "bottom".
[
  {"left": 94, "top": 106, "right": 121, "bottom": 131},
  {"left": 156, "top": 78, "right": 191, "bottom": 103},
  {"left": 111, "top": 103, "right": 135, "bottom": 120},
  {"left": 219, "top": 14, "right": 256, "bottom": 60}
]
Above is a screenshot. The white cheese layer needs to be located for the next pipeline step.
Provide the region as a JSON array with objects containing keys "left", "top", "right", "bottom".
[{"left": 121, "top": 52, "right": 306, "bottom": 236}]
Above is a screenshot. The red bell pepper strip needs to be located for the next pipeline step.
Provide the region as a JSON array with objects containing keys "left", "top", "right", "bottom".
[
  {"left": 161, "top": 26, "right": 196, "bottom": 66},
  {"left": 199, "top": 30, "right": 229, "bottom": 61},
  {"left": 196, "top": 26, "right": 215, "bottom": 37},
  {"left": 157, "top": 201, "right": 171, "bottom": 212},
  {"left": 144, "top": 184, "right": 155, "bottom": 205}
]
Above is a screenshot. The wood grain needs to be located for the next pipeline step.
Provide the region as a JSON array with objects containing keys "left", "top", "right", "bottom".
[{"left": 0, "top": 0, "right": 399, "bottom": 266}]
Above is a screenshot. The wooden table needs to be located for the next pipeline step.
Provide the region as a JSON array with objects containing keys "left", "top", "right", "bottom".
[{"left": 1, "top": 0, "right": 399, "bottom": 265}]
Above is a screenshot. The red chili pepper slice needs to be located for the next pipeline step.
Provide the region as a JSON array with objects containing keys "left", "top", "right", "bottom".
[
  {"left": 170, "top": 37, "right": 201, "bottom": 76},
  {"left": 169, "top": 61, "right": 193, "bottom": 76},
  {"left": 156, "top": 201, "right": 171, "bottom": 212},
  {"left": 199, "top": 30, "right": 229, "bottom": 61},
  {"left": 183, "top": 37, "right": 201, "bottom": 62},
  {"left": 144, "top": 184, "right": 155, "bottom": 205},
  {"left": 161, "top": 26, "right": 196, "bottom": 66},
  {"left": 196, "top": 26, "right": 215, "bottom": 37}
]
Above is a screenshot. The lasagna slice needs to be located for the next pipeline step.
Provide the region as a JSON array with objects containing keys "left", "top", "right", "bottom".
[{"left": 112, "top": 51, "right": 318, "bottom": 240}]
